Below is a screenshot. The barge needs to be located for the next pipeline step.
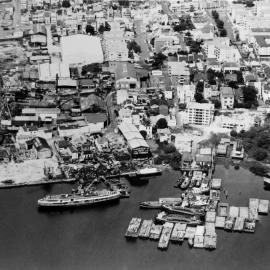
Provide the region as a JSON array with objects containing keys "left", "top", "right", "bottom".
[
  {"left": 125, "top": 218, "right": 142, "bottom": 238},
  {"left": 158, "top": 222, "right": 174, "bottom": 250}
]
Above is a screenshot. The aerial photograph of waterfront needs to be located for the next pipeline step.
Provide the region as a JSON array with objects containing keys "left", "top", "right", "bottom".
[{"left": 1, "top": 0, "right": 270, "bottom": 269}]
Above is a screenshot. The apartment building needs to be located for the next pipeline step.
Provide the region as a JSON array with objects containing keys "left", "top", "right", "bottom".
[
  {"left": 253, "top": 35, "right": 270, "bottom": 60},
  {"left": 177, "top": 84, "right": 195, "bottom": 104},
  {"left": 169, "top": 0, "right": 200, "bottom": 15},
  {"left": 154, "top": 36, "right": 179, "bottom": 53},
  {"left": 185, "top": 102, "right": 214, "bottom": 126}
]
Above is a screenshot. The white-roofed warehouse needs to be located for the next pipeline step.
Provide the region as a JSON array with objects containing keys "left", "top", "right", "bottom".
[
  {"left": 118, "top": 122, "right": 150, "bottom": 158},
  {"left": 61, "top": 34, "right": 104, "bottom": 66}
]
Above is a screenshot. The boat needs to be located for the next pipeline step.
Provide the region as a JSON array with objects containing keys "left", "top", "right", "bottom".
[
  {"left": 188, "top": 237, "right": 194, "bottom": 247},
  {"left": 180, "top": 177, "right": 191, "bottom": 190},
  {"left": 162, "top": 204, "right": 205, "bottom": 217},
  {"left": 140, "top": 201, "right": 162, "bottom": 209},
  {"left": 38, "top": 189, "right": 121, "bottom": 208},
  {"left": 224, "top": 216, "right": 235, "bottom": 231},
  {"left": 136, "top": 167, "right": 162, "bottom": 177},
  {"left": 264, "top": 177, "right": 270, "bottom": 190},
  {"left": 138, "top": 220, "right": 153, "bottom": 239},
  {"left": 156, "top": 211, "right": 202, "bottom": 225},
  {"left": 149, "top": 224, "right": 163, "bottom": 240},
  {"left": 217, "top": 202, "right": 229, "bottom": 217}
]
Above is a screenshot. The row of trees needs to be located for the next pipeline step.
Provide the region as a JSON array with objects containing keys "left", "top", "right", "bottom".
[
  {"left": 212, "top": 10, "right": 227, "bottom": 37},
  {"left": 85, "top": 22, "right": 111, "bottom": 35}
]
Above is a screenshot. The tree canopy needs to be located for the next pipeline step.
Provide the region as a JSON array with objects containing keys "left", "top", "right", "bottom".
[
  {"left": 156, "top": 118, "right": 168, "bottom": 129},
  {"left": 242, "top": 85, "right": 258, "bottom": 108},
  {"left": 62, "top": 0, "right": 71, "bottom": 8},
  {"left": 86, "top": 24, "right": 95, "bottom": 35}
]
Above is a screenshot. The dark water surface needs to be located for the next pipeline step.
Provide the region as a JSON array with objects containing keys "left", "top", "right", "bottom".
[{"left": 0, "top": 165, "right": 269, "bottom": 270}]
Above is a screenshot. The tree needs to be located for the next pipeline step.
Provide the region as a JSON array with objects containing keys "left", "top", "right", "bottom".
[
  {"left": 189, "top": 5, "right": 195, "bottom": 12},
  {"left": 127, "top": 40, "right": 141, "bottom": 54},
  {"left": 156, "top": 118, "right": 168, "bottom": 129},
  {"left": 242, "top": 85, "right": 257, "bottom": 108},
  {"left": 62, "top": 0, "right": 71, "bottom": 8},
  {"left": 196, "top": 81, "right": 204, "bottom": 93},
  {"left": 194, "top": 92, "right": 204, "bottom": 103},
  {"left": 250, "top": 164, "right": 269, "bottom": 177},
  {"left": 86, "top": 24, "right": 95, "bottom": 35},
  {"left": 164, "top": 144, "right": 176, "bottom": 154},
  {"left": 98, "top": 24, "right": 105, "bottom": 34},
  {"left": 220, "top": 29, "right": 227, "bottom": 37},
  {"left": 246, "top": 1, "right": 254, "bottom": 7},
  {"left": 216, "top": 20, "right": 224, "bottom": 29},
  {"left": 212, "top": 10, "right": 219, "bottom": 20},
  {"left": 152, "top": 52, "right": 167, "bottom": 69},
  {"left": 150, "top": 38, "right": 155, "bottom": 47},
  {"left": 170, "top": 152, "right": 182, "bottom": 170},
  {"left": 104, "top": 21, "right": 111, "bottom": 31},
  {"left": 140, "top": 130, "right": 147, "bottom": 139},
  {"left": 213, "top": 99, "right": 221, "bottom": 109},
  {"left": 81, "top": 63, "right": 101, "bottom": 75},
  {"left": 230, "top": 130, "right": 238, "bottom": 137},
  {"left": 253, "top": 149, "right": 268, "bottom": 161}
]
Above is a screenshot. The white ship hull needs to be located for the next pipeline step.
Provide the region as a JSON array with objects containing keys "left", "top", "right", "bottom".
[{"left": 38, "top": 190, "right": 121, "bottom": 208}]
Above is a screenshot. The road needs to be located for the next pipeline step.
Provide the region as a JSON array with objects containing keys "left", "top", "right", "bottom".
[{"left": 219, "top": 11, "right": 236, "bottom": 42}]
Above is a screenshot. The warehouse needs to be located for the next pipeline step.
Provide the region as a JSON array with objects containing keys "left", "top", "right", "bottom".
[{"left": 118, "top": 122, "right": 150, "bottom": 158}]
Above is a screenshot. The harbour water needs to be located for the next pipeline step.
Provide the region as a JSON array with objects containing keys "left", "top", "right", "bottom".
[{"left": 0, "top": 165, "right": 269, "bottom": 270}]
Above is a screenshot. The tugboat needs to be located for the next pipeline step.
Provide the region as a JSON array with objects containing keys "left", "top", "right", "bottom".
[
  {"left": 38, "top": 189, "right": 121, "bottom": 208},
  {"left": 162, "top": 204, "right": 205, "bottom": 217},
  {"left": 140, "top": 201, "right": 162, "bottom": 209}
]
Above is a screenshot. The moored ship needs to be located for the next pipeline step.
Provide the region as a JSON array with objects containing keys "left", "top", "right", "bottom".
[{"left": 38, "top": 189, "right": 121, "bottom": 208}]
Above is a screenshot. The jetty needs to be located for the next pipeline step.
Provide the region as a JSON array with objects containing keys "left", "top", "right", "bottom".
[
  {"left": 138, "top": 220, "right": 153, "bottom": 239},
  {"left": 125, "top": 218, "right": 142, "bottom": 238},
  {"left": 158, "top": 222, "right": 174, "bottom": 250},
  {"left": 149, "top": 224, "right": 163, "bottom": 240},
  {"left": 258, "top": 199, "right": 269, "bottom": 214},
  {"left": 170, "top": 223, "right": 187, "bottom": 243}
]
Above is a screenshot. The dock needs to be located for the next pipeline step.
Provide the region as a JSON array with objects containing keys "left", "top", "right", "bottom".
[
  {"left": 125, "top": 218, "right": 142, "bottom": 238},
  {"left": 215, "top": 216, "right": 226, "bottom": 229},
  {"left": 233, "top": 217, "right": 245, "bottom": 232},
  {"left": 138, "top": 220, "right": 153, "bottom": 239},
  {"left": 149, "top": 224, "right": 163, "bottom": 240},
  {"left": 170, "top": 222, "right": 186, "bottom": 243},
  {"left": 258, "top": 199, "right": 269, "bottom": 214},
  {"left": 158, "top": 222, "right": 174, "bottom": 250},
  {"left": 194, "top": 225, "right": 205, "bottom": 248}
]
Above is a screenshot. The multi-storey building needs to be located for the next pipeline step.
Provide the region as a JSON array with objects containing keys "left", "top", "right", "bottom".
[
  {"left": 185, "top": 102, "right": 214, "bottom": 126},
  {"left": 220, "top": 87, "right": 234, "bottom": 109}
]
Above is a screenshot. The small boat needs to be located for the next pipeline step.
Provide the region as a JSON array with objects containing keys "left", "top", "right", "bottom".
[
  {"left": 119, "top": 189, "right": 131, "bottom": 198},
  {"left": 195, "top": 178, "right": 202, "bottom": 187},
  {"left": 2, "top": 179, "right": 14, "bottom": 184},
  {"left": 189, "top": 178, "right": 196, "bottom": 188},
  {"left": 136, "top": 167, "right": 162, "bottom": 177},
  {"left": 224, "top": 216, "right": 235, "bottom": 231},
  {"left": 264, "top": 177, "right": 270, "bottom": 190},
  {"left": 180, "top": 177, "right": 191, "bottom": 190},
  {"left": 188, "top": 237, "right": 194, "bottom": 247},
  {"left": 140, "top": 201, "right": 162, "bottom": 209}
]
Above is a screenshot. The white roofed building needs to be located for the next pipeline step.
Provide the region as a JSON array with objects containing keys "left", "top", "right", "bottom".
[
  {"left": 61, "top": 34, "right": 104, "bottom": 66},
  {"left": 38, "top": 62, "right": 70, "bottom": 81}
]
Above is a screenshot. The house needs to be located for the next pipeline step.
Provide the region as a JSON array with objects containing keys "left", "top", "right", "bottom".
[
  {"left": 253, "top": 35, "right": 270, "bottom": 60},
  {"left": 83, "top": 113, "right": 107, "bottom": 133},
  {"left": 220, "top": 87, "right": 234, "bottom": 109},
  {"left": 57, "top": 140, "right": 78, "bottom": 160},
  {"left": 30, "top": 24, "right": 47, "bottom": 46},
  {"left": 157, "top": 128, "right": 171, "bottom": 143},
  {"left": 167, "top": 61, "right": 190, "bottom": 85},
  {"left": 16, "top": 126, "right": 53, "bottom": 144},
  {"left": 31, "top": 137, "right": 52, "bottom": 159},
  {"left": 114, "top": 62, "right": 139, "bottom": 90}
]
